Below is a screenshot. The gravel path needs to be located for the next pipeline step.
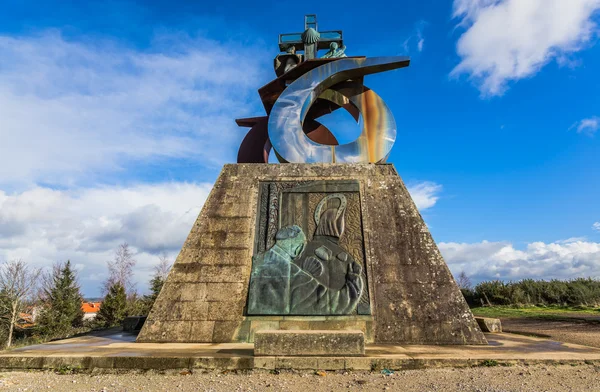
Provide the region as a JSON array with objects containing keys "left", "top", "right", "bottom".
[
  {"left": 0, "top": 365, "right": 599, "bottom": 392},
  {"left": 502, "top": 318, "right": 600, "bottom": 348}
]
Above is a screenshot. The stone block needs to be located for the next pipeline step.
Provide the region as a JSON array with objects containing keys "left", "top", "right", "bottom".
[
  {"left": 113, "top": 357, "right": 191, "bottom": 370},
  {"left": 189, "top": 321, "right": 215, "bottom": 342},
  {"left": 208, "top": 301, "right": 243, "bottom": 321},
  {"left": 137, "top": 320, "right": 191, "bottom": 342},
  {"left": 196, "top": 266, "right": 246, "bottom": 283},
  {"left": 476, "top": 317, "right": 502, "bottom": 333},
  {"left": 253, "top": 356, "right": 277, "bottom": 369},
  {"left": 344, "top": 357, "right": 372, "bottom": 370},
  {"left": 122, "top": 316, "right": 146, "bottom": 332},
  {"left": 196, "top": 248, "right": 252, "bottom": 265},
  {"left": 42, "top": 357, "right": 91, "bottom": 370},
  {"left": 276, "top": 357, "right": 319, "bottom": 369},
  {"left": 0, "top": 356, "right": 44, "bottom": 369},
  {"left": 88, "top": 357, "right": 115, "bottom": 369},
  {"left": 179, "top": 283, "right": 207, "bottom": 302},
  {"left": 212, "top": 321, "right": 249, "bottom": 342},
  {"left": 317, "top": 357, "right": 346, "bottom": 370},
  {"left": 178, "top": 301, "right": 209, "bottom": 320},
  {"left": 192, "top": 357, "right": 253, "bottom": 370},
  {"left": 254, "top": 330, "right": 365, "bottom": 357},
  {"left": 206, "top": 283, "right": 246, "bottom": 301},
  {"left": 249, "top": 320, "right": 280, "bottom": 342}
]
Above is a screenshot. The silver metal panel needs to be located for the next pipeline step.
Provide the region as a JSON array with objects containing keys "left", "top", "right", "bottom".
[{"left": 268, "top": 56, "right": 409, "bottom": 163}]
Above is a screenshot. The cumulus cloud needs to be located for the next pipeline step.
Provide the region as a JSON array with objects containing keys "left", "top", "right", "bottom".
[
  {"left": 0, "top": 183, "right": 212, "bottom": 296},
  {"left": 570, "top": 116, "right": 600, "bottom": 135},
  {"left": 593, "top": 222, "right": 600, "bottom": 231},
  {"left": 407, "top": 181, "right": 442, "bottom": 210},
  {"left": 0, "top": 31, "right": 269, "bottom": 188},
  {"left": 440, "top": 238, "right": 600, "bottom": 282},
  {"left": 451, "top": 0, "right": 600, "bottom": 96}
]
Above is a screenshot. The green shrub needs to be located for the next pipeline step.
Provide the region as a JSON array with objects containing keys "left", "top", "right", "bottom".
[{"left": 468, "top": 278, "right": 600, "bottom": 307}]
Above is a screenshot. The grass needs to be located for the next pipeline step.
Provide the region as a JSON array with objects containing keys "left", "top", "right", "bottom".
[
  {"left": 480, "top": 359, "right": 499, "bottom": 367},
  {"left": 54, "top": 365, "right": 81, "bottom": 375},
  {"left": 471, "top": 305, "right": 600, "bottom": 320}
]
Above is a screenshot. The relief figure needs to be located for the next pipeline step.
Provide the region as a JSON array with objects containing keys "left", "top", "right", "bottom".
[
  {"left": 290, "top": 193, "right": 363, "bottom": 314},
  {"left": 247, "top": 194, "right": 364, "bottom": 315}
]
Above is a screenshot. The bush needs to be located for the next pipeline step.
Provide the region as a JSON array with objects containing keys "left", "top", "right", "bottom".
[{"left": 469, "top": 278, "right": 600, "bottom": 307}]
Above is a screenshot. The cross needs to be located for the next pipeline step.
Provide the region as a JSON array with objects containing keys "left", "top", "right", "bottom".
[{"left": 278, "top": 15, "right": 343, "bottom": 60}]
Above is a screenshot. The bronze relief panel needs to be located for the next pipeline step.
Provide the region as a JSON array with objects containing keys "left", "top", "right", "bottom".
[{"left": 247, "top": 180, "right": 370, "bottom": 316}]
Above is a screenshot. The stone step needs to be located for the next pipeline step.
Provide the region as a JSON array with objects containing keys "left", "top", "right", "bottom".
[{"left": 254, "top": 330, "right": 365, "bottom": 357}]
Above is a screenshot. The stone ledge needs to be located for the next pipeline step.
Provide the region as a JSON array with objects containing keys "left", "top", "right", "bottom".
[
  {"left": 0, "top": 356, "right": 599, "bottom": 372},
  {"left": 475, "top": 317, "right": 502, "bottom": 333},
  {"left": 254, "top": 330, "right": 365, "bottom": 357}
]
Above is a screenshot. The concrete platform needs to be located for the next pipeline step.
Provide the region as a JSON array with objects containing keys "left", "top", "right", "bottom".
[{"left": 1, "top": 330, "right": 599, "bottom": 371}]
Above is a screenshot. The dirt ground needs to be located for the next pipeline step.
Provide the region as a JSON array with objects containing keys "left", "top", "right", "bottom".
[
  {"left": 0, "top": 365, "right": 599, "bottom": 392},
  {"left": 502, "top": 316, "right": 600, "bottom": 348}
]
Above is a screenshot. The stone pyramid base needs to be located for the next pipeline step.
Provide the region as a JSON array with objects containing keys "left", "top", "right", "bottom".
[{"left": 137, "top": 164, "right": 486, "bottom": 345}]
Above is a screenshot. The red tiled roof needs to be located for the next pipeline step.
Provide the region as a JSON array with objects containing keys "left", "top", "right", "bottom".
[
  {"left": 18, "top": 312, "right": 34, "bottom": 323},
  {"left": 82, "top": 302, "right": 101, "bottom": 313}
]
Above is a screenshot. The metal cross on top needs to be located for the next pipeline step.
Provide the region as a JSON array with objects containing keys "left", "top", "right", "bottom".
[{"left": 278, "top": 14, "right": 343, "bottom": 60}]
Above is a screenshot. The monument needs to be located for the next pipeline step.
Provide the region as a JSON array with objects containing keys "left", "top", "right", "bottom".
[{"left": 137, "top": 15, "right": 486, "bottom": 346}]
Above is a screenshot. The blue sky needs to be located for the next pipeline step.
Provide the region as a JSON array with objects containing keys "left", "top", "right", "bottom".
[{"left": 0, "top": 0, "right": 599, "bottom": 296}]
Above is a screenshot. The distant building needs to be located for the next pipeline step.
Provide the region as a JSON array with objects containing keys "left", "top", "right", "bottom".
[
  {"left": 17, "top": 305, "right": 42, "bottom": 328},
  {"left": 82, "top": 302, "right": 102, "bottom": 320},
  {"left": 17, "top": 312, "right": 35, "bottom": 329}
]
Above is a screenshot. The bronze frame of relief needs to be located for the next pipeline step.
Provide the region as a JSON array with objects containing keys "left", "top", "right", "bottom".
[{"left": 247, "top": 180, "right": 371, "bottom": 316}]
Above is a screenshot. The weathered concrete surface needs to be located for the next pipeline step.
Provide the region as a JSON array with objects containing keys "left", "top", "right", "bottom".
[
  {"left": 476, "top": 317, "right": 502, "bottom": 333},
  {"left": 254, "top": 330, "right": 364, "bottom": 356},
  {"left": 1, "top": 332, "right": 600, "bottom": 371},
  {"left": 137, "top": 164, "right": 486, "bottom": 344}
]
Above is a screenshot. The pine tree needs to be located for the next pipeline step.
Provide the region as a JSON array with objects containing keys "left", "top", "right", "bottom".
[
  {"left": 140, "top": 254, "right": 172, "bottom": 315},
  {"left": 37, "top": 260, "right": 84, "bottom": 338},
  {"left": 140, "top": 275, "right": 166, "bottom": 315},
  {"left": 96, "top": 283, "right": 126, "bottom": 328}
]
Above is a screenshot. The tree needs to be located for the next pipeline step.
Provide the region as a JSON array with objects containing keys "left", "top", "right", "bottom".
[
  {"left": 0, "top": 260, "right": 41, "bottom": 349},
  {"left": 456, "top": 271, "right": 473, "bottom": 291},
  {"left": 37, "top": 261, "right": 84, "bottom": 338},
  {"left": 139, "top": 254, "right": 173, "bottom": 315},
  {"left": 155, "top": 253, "right": 172, "bottom": 282},
  {"left": 104, "top": 243, "right": 136, "bottom": 296},
  {"left": 96, "top": 282, "right": 126, "bottom": 328}
]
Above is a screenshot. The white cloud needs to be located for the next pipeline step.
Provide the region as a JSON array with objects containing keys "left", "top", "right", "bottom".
[
  {"left": 570, "top": 116, "right": 600, "bottom": 135},
  {"left": 593, "top": 222, "right": 600, "bottom": 231},
  {"left": 407, "top": 181, "right": 442, "bottom": 210},
  {"left": 402, "top": 21, "right": 427, "bottom": 54},
  {"left": 440, "top": 238, "right": 600, "bottom": 282},
  {"left": 451, "top": 0, "right": 600, "bottom": 96},
  {"left": 0, "top": 31, "right": 269, "bottom": 189},
  {"left": 0, "top": 183, "right": 212, "bottom": 297},
  {"left": 0, "top": 178, "right": 441, "bottom": 296}
]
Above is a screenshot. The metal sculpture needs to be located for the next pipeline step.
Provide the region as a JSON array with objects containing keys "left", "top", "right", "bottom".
[
  {"left": 321, "top": 42, "right": 346, "bottom": 58},
  {"left": 236, "top": 15, "right": 410, "bottom": 164}
]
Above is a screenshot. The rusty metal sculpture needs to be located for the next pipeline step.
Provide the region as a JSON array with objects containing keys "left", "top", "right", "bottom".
[{"left": 235, "top": 15, "right": 410, "bottom": 164}]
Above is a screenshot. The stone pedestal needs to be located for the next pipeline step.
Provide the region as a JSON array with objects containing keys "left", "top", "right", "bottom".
[
  {"left": 254, "top": 330, "right": 365, "bottom": 356},
  {"left": 137, "top": 164, "right": 486, "bottom": 345}
]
